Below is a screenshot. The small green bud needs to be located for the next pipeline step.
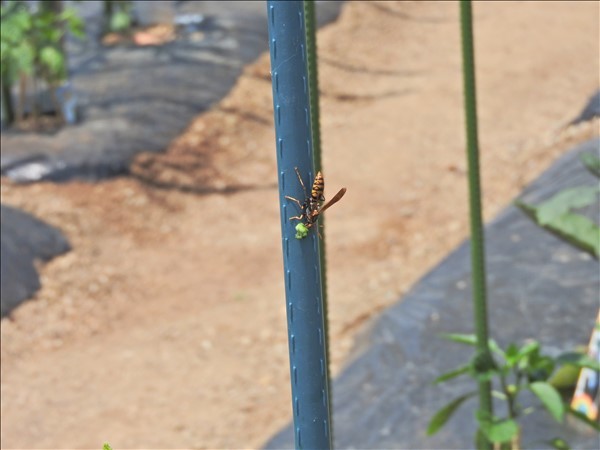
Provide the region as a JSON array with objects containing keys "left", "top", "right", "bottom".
[{"left": 295, "top": 223, "right": 309, "bottom": 239}]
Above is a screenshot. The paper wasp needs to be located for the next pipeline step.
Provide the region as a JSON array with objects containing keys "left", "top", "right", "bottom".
[{"left": 285, "top": 167, "right": 346, "bottom": 238}]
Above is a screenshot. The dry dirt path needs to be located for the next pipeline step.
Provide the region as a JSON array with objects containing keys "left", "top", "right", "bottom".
[{"left": 1, "top": 1, "right": 598, "bottom": 448}]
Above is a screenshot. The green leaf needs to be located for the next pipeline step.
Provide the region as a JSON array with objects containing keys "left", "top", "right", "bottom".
[
  {"left": 59, "top": 8, "right": 86, "bottom": 39},
  {"left": 516, "top": 340, "right": 540, "bottom": 361},
  {"left": 534, "top": 187, "right": 599, "bottom": 225},
  {"left": 0, "top": 8, "right": 32, "bottom": 44},
  {"left": 544, "top": 212, "right": 600, "bottom": 257},
  {"left": 517, "top": 187, "right": 600, "bottom": 257},
  {"left": 434, "top": 364, "right": 470, "bottom": 384},
  {"left": 505, "top": 340, "right": 541, "bottom": 368},
  {"left": 10, "top": 9, "right": 32, "bottom": 32},
  {"left": 103, "top": 444, "right": 113, "bottom": 450},
  {"left": 528, "top": 355, "right": 555, "bottom": 382},
  {"left": 477, "top": 413, "right": 519, "bottom": 443},
  {"left": 487, "top": 340, "right": 505, "bottom": 357},
  {"left": 0, "top": 21, "right": 23, "bottom": 44},
  {"left": 438, "top": 333, "right": 504, "bottom": 356},
  {"left": 566, "top": 407, "right": 600, "bottom": 431},
  {"left": 68, "top": 16, "right": 86, "bottom": 39},
  {"left": 41, "top": 29, "right": 61, "bottom": 43},
  {"left": 58, "top": 8, "right": 77, "bottom": 22},
  {"left": 515, "top": 199, "right": 537, "bottom": 219},
  {"left": 580, "top": 152, "right": 600, "bottom": 177},
  {"left": 110, "top": 11, "right": 131, "bottom": 32},
  {"left": 491, "top": 390, "right": 508, "bottom": 401},
  {"left": 548, "top": 364, "right": 581, "bottom": 390},
  {"left": 556, "top": 352, "right": 600, "bottom": 371},
  {"left": 427, "top": 392, "right": 477, "bottom": 436},
  {"left": 546, "top": 438, "right": 571, "bottom": 450},
  {"left": 440, "top": 333, "right": 478, "bottom": 345},
  {"left": 39, "top": 46, "right": 64, "bottom": 77},
  {"left": 504, "top": 342, "right": 519, "bottom": 366},
  {"left": 528, "top": 381, "right": 564, "bottom": 423},
  {"left": 487, "top": 420, "right": 519, "bottom": 443}
]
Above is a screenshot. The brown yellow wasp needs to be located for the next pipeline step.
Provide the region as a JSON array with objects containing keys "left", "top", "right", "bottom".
[{"left": 285, "top": 167, "right": 346, "bottom": 239}]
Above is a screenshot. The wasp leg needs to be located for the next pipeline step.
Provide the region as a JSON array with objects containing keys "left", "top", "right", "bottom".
[
  {"left": 293, "top": 167, "right": 308, "bottom": 198},
  {"left": 288, "top": 215, "right": 305, "bottom": 221},
  {"left": 284, "top": 195, "right": 304, "bottom": 210}
]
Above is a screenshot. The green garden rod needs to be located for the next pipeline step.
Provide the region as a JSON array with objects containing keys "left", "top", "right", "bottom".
[
  {"left": 460, "top": 1, "right": 494, "bottom": 448},
  {"left": 303, "top": 0, "right": 334, "bottom": 434},
  {"left": 266, "top": 1, "right": 332, "bottom": 448}
]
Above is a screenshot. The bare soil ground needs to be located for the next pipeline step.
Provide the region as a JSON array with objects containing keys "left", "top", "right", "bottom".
[{"left": 1, "top": 2, "right": 598, "bottom": 448}]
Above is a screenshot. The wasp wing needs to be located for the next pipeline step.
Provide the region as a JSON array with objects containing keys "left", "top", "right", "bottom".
[{"left": 318, "top": 187, "right": 347, "bottom": 214}]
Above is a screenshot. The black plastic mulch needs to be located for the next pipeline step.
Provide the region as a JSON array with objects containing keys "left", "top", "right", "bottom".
[
  {"left": 0, "top": 205, "right": 71, "bottom": 317},
  {"left": 0, "top": 1, "right": 343, "bottom": 183}
]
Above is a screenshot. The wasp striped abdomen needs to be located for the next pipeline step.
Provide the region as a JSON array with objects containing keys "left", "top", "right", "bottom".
[{"left": 311, "top": 171, "right": 325, "bottom": 203}]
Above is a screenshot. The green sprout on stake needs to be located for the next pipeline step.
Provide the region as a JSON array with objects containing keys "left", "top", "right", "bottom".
[{"left": 295, "top": 222, "right": 310, "bottom": 239}]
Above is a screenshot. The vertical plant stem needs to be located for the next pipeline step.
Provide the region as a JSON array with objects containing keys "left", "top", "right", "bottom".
[
  {"left": 304, "top": 1, "right": 322, "bottom": 166},
  {"left": 104, "top": 0, "right": 114, "bottom": 21},
  {"left": 267, "top": 2, "right": 332, "bottom": 448},
  {"left": 460, "top": 1, "right": 494, "bottom": 448},
  {"left": 32, "top": 74, "right": 39, "bottom": 122},
  {"left": 1, "top": 77, "right": 15, "bottom": 125},
  {"left": 499, "top": 372, "right": 517, "bottom": 420},
  {"left": 17, "top": 73, "right": 26, "bottom": 122},
  {"left": 303, "top": 0, "right": 333, "bottom": 437}
]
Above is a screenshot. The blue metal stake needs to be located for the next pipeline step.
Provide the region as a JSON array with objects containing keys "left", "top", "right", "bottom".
[{"left": 266, "top": 2, "right": 332, "bottom": 449}]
